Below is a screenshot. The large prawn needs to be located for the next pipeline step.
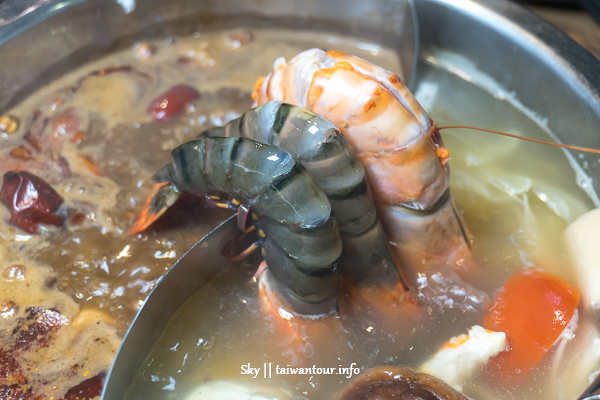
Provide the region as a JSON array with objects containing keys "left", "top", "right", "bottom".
[
  {"left": 130, "top": 103, "right": 462, "bottom": 318},
  {"left": 200, "top": 102, "right": 413, "bottom": 306},
  {"left": 130, "top": 135, "right": 342, "bottom": 317},
  {"left": 253, "top": 49, "right": 472, "bottom": 296}
]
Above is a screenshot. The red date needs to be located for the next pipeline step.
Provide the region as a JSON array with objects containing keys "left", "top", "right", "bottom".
[
  {"left": 51, "top": 108, "right": 83, "bottom": 143},
  {"left": 63, "top": 371, "right": 106, "bottom": 400},
  {"left": 147, "top": 84, "right": 199, "bottom": 122},
  {"left": 0, "top": 171, "right": 64, "bottom": 233}
]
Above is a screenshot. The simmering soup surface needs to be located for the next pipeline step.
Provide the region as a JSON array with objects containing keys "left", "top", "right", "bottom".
[{"left": 0, "top": 26, "right": 596, "bottom": 400}]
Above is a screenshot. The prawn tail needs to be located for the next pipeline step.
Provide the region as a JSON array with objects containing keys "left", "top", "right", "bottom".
[{"left": 128, "top": 181, "right": 181, "bottom": 235}]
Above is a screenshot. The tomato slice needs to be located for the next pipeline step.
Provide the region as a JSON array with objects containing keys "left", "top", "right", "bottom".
[{"left": 483, "top": 269, "right": 580, "bottom": 381}]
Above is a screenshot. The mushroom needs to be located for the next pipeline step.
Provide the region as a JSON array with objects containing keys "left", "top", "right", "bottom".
[{"left": 336, "top": 366, "right": 468, "bottom": 400}]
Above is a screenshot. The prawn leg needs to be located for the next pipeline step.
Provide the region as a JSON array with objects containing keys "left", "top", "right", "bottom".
[
  {"left": 222, "top": 228, "right": 262, "bottom": 262},
  {"left": 235, "top": 203, "right": 256, "bottom": 233},
  {"left": 203, "top": 195, "right": 257, "bottom": 233}
]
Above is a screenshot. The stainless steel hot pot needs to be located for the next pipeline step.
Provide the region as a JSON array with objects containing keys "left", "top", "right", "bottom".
[
  {"left": 1, "top": 0, "right": 598, "bottom": 182},
  {"left": 0, "top": 0, "right": 598, "bottom": 398}
]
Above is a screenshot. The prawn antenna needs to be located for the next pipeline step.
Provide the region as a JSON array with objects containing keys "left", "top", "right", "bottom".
[{"left": 438, "top": 125, "right": 600, "bottom": 154}]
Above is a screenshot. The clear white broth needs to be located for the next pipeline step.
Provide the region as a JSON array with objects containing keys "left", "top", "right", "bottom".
[{"left": 120, "top": 30, "right": 597, "bottom": 400}]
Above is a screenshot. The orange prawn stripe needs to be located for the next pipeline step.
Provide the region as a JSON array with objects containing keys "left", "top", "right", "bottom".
[
  {"left": 325, "top": 50, "right": 429, "bottom": 128},
  {"left": 305, "top": 66, "right": 446, "bottom": 206},
  {"left": 308, "top": 67, "right": 409, "bottom": 151},
  {"left": 251, "top": 77, "right": 266, "bottom": 101}
]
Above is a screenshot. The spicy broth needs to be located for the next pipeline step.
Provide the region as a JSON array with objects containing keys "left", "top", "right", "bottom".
[{"left": 0, "top": 27, "right": 407, "bottom": 399}]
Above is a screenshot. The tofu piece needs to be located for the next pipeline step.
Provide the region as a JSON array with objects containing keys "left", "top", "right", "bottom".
[
  {"left": 185, "top": 381, "right": 291, "bottom": 400},
  {"left": 420, "top": 325, "right": 507, "bottom": 390},
  {"left": 565, "top": 208, "right": 600, "bottom": 310}
]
